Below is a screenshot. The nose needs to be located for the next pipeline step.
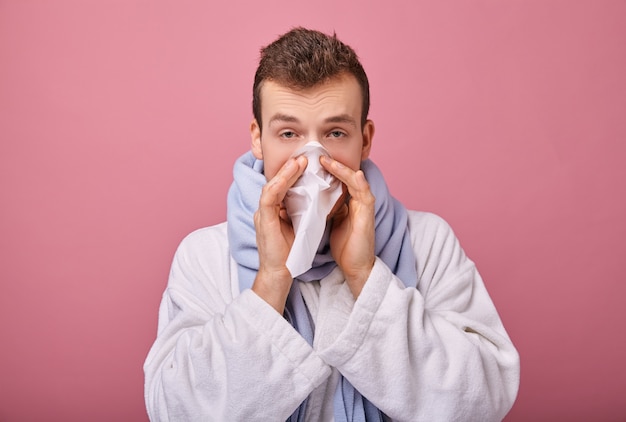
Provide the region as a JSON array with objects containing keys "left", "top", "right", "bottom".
[{"left": 306, "top": 134, "right": 320, "bottom": 144}]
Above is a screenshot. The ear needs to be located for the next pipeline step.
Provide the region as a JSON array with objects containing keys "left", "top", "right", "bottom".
[
  {"left": 250, "top": 119, "right": 263, "bottom": 160},
  {"left": 360, "top": 119, "right": 375, "bottom": 160}
]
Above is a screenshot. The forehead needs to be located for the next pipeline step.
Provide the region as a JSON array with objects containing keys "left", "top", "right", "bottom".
[{"left": 259, "top": 74, "right": 362, "bottom": 114}]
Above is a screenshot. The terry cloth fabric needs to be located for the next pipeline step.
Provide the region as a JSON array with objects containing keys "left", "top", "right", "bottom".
[{"left": 227, "top": 151, "right": 418, "bottom": 421}]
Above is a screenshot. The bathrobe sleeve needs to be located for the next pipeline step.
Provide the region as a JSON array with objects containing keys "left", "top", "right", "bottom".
[
  {"left": 313, "top": 211, "right": 520, "bottom": 422},
  {"left": 143, "top": 224, "right": 331, "bottom": 422}
]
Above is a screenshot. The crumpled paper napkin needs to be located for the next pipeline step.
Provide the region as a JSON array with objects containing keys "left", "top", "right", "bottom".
[{"left": 284, "top": 141, "right": 343, "bottom": 278}]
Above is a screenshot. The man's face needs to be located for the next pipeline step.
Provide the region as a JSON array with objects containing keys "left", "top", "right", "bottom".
[{"left": 251, "top": 73, "right": 374, "bottom": 181}]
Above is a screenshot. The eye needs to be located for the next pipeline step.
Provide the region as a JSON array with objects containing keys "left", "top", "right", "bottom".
[
  {"left": 280, "top": 131, "right": 297, "bottom": 139},
  {"left": 328, "top": 130, "right": 346, "bottom": 138}
]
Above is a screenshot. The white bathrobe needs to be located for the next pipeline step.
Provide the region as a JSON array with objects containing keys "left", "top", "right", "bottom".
[{"left": 144, "top": 211, "right": 520, "bottom": 421}]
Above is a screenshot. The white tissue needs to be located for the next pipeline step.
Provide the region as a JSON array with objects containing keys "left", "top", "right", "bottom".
[{"left": 284, "top": 141, "right": 343, "bottom": 278}]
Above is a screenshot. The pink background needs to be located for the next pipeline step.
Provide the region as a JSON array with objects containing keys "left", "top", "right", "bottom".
[{"left": 1, "top": 1, "right": 625, "bottom": 420}]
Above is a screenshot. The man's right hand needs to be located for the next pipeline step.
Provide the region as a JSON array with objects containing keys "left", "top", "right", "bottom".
[{"left": 252, "top": 155, "right": 308, "bottom": 314}]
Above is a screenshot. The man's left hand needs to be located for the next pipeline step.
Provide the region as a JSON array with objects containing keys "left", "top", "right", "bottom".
[{"left": 320, "top": 155, "right": 375, "bottom": 298}]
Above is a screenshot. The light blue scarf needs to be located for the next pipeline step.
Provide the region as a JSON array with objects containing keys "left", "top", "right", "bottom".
[{"left": 227, "top": 151, "right": 418, "bottom": 421}]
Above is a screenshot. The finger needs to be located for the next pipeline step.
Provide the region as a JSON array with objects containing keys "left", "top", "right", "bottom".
[
  {"left": 259, "top": 156, "right": 308, "bottom": 209},
  {"left": 320, "top": 156, "right": 374, "bottom": 205},
  {"left": 284, "top": 155, "right": 308, "bottom": 188}
]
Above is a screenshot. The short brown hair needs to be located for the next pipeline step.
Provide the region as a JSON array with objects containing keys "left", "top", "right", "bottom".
[{"left": 252, "top": 27, "right": 370, "bottom": 131}]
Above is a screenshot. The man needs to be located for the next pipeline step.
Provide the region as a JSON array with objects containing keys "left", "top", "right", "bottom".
[{"left": 144, "top": 28, "right": 520, "bottom": 421}]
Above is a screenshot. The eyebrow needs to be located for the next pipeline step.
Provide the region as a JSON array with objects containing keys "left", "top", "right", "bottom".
[
  {"left": 268, "top": 113, "right": 357, "bottom": 127},
  {"left": 324, "top": 114, "right": 357, "bottom": 127},
  {"left": 268, "top": 113, "right": 300, "bottom": 126}
]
